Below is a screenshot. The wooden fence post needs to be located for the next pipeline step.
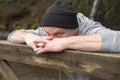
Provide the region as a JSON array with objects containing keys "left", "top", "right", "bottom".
[{"left": 0, "top": 60, "right": 20, "bottom": 80}]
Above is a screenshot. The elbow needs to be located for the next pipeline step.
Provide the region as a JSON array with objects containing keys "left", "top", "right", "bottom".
[
  {"left": 7, "top": 30, "right": 25, "bottom": 43},
  {"left": 7, "top": 30, "right": 17, "bottom": 42}
]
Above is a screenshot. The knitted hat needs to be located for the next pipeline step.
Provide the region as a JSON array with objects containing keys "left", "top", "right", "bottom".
[{"left": 41, "top": 0, "right": 78, "bottom": 29}]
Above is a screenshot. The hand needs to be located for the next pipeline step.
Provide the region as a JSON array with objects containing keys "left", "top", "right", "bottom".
[
  {"left": 35, "top": 38, "right": 67, "bottom": 54},
  {"left": 24, "top": 33, "right": 52, "bottom": 53}
]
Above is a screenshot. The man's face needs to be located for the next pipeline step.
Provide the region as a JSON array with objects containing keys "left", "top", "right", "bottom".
[{"left": 43, "top": 27, "right": 78, "bottom": 38}]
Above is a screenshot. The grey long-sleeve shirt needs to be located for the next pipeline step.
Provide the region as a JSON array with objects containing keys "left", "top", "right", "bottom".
[{"left": 7, "top": 13, "right": 120, "bottom": 52}]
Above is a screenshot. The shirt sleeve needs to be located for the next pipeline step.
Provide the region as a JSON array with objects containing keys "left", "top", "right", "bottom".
[
  {"left": 7, "top": 27, "right": 46, "bottom": 41},
  {"left": 25, "top": 27, "right": 46, "bottom": 36},
  {"left": 77, "top": 13, "right": 108, "bottom": 35},
  {"left": 77, "top": 13, "right": 120, "bottom": 52},
  {"left": 100, "top": 30, "right": 120, "bottom": 52}
]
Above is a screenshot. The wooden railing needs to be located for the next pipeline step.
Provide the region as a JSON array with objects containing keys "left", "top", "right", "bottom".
[{"left": 0, "top": 40, "right": 120, "bottom": 80}]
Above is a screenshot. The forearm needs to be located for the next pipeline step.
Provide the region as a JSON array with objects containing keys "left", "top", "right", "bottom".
[
  {"left": 8, "top": 30, "right": 30, "bottom": 43},
  {"left": 65, "top": 33, "right": 102, "bottom": 52}
]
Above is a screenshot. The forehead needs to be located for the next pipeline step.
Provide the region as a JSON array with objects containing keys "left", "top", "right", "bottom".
[{"left": 43, "top": 27, "right": 68, "bottom": 32}]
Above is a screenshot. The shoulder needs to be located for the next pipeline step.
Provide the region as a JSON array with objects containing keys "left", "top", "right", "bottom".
[
  {"left": 25, "top": 27, "right": 46, "bottom": 36},
  {"left": 77, "top": 13, "right": 90, "bottom": 22},
  {"left": 34, "top": 27, "right": 46, "bottom": 36}
]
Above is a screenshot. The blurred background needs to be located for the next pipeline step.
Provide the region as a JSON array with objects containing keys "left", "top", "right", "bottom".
[{"left": 0, "top": 0, "right": 120, "bottom": 34}]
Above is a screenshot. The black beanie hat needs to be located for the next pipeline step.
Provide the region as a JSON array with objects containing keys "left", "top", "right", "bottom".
[{"left": 41, "top": 0, "right": 78, "bottom": 29}]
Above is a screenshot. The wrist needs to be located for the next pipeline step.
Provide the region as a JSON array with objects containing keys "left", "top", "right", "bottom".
[
  {"left": 63, "top": 37, "right": 73, "bottom": 50},
  {"left": 23, "top": 32, "right": 29, "bottom": 42},
  {"left": 23, "top": 32, "right": 34, "bottom": 43}
]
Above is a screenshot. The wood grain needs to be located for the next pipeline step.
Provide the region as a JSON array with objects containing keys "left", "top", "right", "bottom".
[{"left": 0, "top": 40, "right": 120, "bottom": 80}]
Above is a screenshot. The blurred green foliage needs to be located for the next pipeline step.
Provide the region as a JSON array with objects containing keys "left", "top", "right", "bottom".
[{"left": 0, "top": 0, "right": 120, "bottom": 31}]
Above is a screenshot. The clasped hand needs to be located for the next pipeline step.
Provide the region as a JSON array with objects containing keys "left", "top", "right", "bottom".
[
  {"left": 24, "top": 34, "right": 67, "bottom": 54},
  {"left": 34, "top": 37, "right": 67, "bottom": 54}
]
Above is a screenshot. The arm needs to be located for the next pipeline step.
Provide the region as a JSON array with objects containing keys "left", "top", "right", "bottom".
[
  {"left": 8, "top": 30, "right": 44, "bottom": 51},
  {"left": 36, "top": 33, "right": 101, "bottom": 54},
  {"left": 77, "top": 13, "right": 120, "bottom": 53},
  {"left": 8, "top": 30, "right": 44, "bottom": 44},
  {"left": 65, "top": 33, "right": 101, "bottom": 51},
  {"left": 8, "top": 27, "right": 46, "bottom": 43},
  {"left": 36, "top": 30, "right": 120, "bottom": 54},
  {"left": 7, "top": 28, "right": 51, "bottom": 53},
  {"left": 8, "top": 30, "right": 31, "bottom": 43}
]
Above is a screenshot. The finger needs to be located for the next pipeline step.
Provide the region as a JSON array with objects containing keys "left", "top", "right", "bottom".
[
  {"left": 44, "top": 36, "right": 53, "bottom": 40},
  {"left": 35, "top": 42, "right": 45, "bottom": 48},
  {"left": 34, "top": 47, "right": 43, "bottom": 54},
  {"left": 37, "top": 48, "right": 48, "bottom": 54},
  {"left": 34, "top": 36, "right": 52, "bottom": 43},
  {"left": 34, "top": 40, "right": 47, "bottom": 44},
  {"left": 40, "top": 36, "right": 53, "bottom": 41},
  {"left": 30, "top": 44, "right": 38, "bottom": 53},
  {"left": 34, "top": 40, "right": 42, "bottom": 43}
]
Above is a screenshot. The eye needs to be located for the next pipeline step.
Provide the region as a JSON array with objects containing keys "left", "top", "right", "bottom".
[{"left": 55, "top": 33, "right": 63, "bottom": 36}]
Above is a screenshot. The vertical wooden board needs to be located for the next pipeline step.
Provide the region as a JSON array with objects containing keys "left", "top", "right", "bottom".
[
  {"left": 0, "top": 73, "right": 4, "bottom": 80},
  {"left": 0, "top": 60, "right": 20, "bottom": 80}
]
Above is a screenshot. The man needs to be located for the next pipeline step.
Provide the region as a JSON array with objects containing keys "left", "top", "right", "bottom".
[{"left": 7, "top": 0, "right": 120, "bottom": 80}]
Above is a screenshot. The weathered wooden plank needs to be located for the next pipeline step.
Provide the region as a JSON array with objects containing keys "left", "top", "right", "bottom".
[
  {"left": 0, "top": 40, "right": 120, "bottom": 80},
  {"left": 0, "top": 60, "right": 20, "bottom": 80}
]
